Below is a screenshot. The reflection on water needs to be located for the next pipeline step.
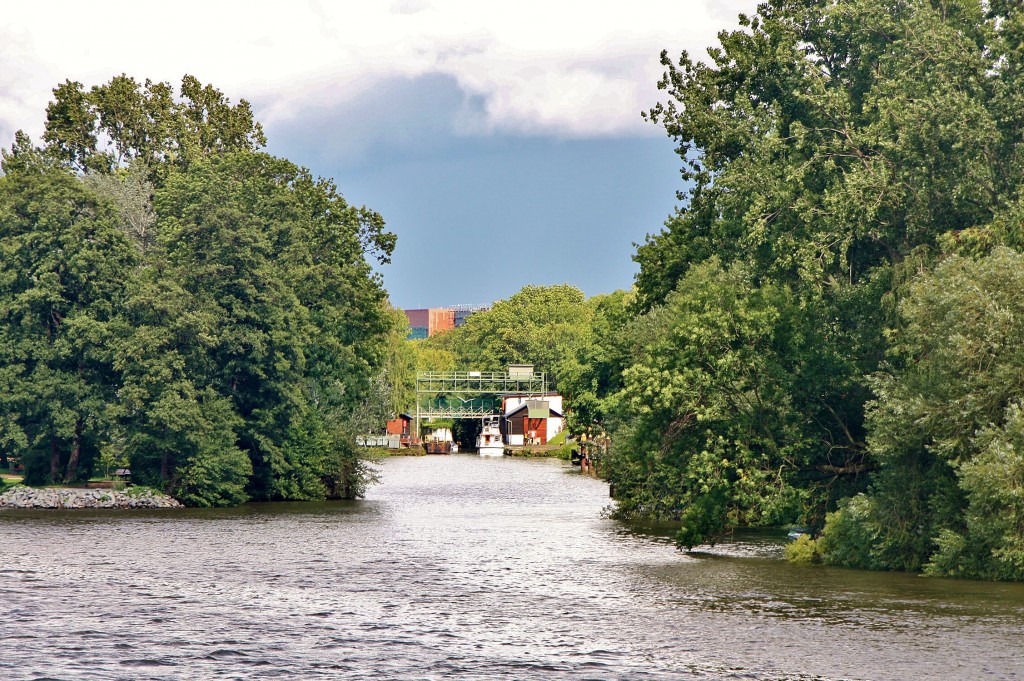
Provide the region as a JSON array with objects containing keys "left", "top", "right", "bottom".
[{"left": 2, "top": 455, "right": 1023, "bottom": 680}]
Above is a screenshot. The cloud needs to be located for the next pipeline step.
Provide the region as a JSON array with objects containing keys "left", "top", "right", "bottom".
[
  {"left": 263, "top": 72, "right": 481, "bottom": 168},
  {"left": 0, "top": 0, "right": 758, "bottom": 149}
]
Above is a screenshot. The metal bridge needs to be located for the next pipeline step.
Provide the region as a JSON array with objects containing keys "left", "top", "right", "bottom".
[{"left": 414, "top": 368, "right": 547, "bottom": 434}]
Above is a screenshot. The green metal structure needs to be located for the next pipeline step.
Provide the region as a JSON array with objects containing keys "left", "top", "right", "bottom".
[{"left": 414, "top": 368, "right": 547, "bottom": 435}]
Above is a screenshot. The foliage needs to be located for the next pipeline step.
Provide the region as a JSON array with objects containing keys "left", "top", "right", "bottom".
[
  {"left": 635, "top": 0, "right": 1016, "bottom": 310},
  {"left": 43, "top": 74, "right": 266, "bottom": 173},
  {"left": 602, "top": 0, "right": 1024, "bottom": 576},
  {"left": 411, "top": 343, "right": 456, "bottom": 374},
  {"left": 555, "top": 290, "right": 635, "bottom": 434},
  {"left": 426, "top": 284, "right": 591, "bottom": 390},
  {"left": 0, "top": 163, "right": 136, "bottom": 484},
  {"left": 783, "top": 534, "right": 821, "bottom": 564},
  {"left": 816, "top": 495, "right": 890, "bottom": 571},
  {"left": 606, "top": 260, "right": 853, "bottom": 546},
  {"left": 383, "top": 305, "right": 416, "bottom": 414},
  {"left": 0, "top": 75, "right": 395, "bottom": 505},
  {"left": 820, "top": 248, "right": 1024, "bottom": 577}
]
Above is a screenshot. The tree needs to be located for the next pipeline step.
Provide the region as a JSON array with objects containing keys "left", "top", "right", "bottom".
[
  {"left": 428, "top": 284, "right": 592, "bottom": 389},
  {"left": 636, "top": 0, "right": 1008, "bottom": 310},
  {"left": 0, "top": 157, "right": 136, "bottom": 483},
  {"left": 606, "top": 260, "right": 868, "bottom": 546},
  {"left": 382, "top": 305, "right": 416, "bottom": 416},
  {"left": 2, "top": 75, "right": 396, "bottom": 505},
  {"left": 43, "top": 74, "right": 266, "bottom": 174},
  {"left": 821, "top": 248, "right": 1024, "bottom": 576},
  {"left": 143, "top": 150, "right": 393, "bottom": 503},
  {"left": 610, "top": 0, "right": 1024, "bottom": 558},
  {"left": 554, "top": 290, "right": 634, "bottom": 434}
]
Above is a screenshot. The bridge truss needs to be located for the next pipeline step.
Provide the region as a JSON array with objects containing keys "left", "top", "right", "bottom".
[{"left": 414, "top": 370, "right": 548, "bottom": 433}]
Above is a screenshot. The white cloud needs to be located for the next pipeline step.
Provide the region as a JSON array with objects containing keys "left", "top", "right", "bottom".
[{"left": 0, "top": 0, "right": 758, "bottom": 146}]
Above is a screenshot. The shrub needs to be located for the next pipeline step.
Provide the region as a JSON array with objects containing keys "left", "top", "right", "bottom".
[{"left": 784, "top": 534, "right": 821, "bottom": 564}]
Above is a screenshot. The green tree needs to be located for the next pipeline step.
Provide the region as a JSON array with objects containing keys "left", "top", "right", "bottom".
[
  {"left": 636, "top": 0, "right": 1009, "bottom": 309},
  {"left": 554, "top": 290, "right": 634, "bottom": 434},
  {"left": 43, "top": 74, "right": 266, "bottom": 174},
  {"left": 607, "top": 261, "right": 868, "bottom": 546},
  {"left": 145, "top": 150, "right": 393, "bottom": 502},
  {"left": 0, "top": 155, "right": 136, "bottom": 483},
  {"left": 822, "top": 248, "right": 1024, "bottom": 576},
  {"left": 2, "top": 75, "right": 396, "bottom": 506},
  {"left": 428, "top": 284, "right": 591, "bottom": 389},
  {"left": 611, "top": 0, "right": 1024, "bottom": 558},
  {"left": 383, "top": 305, "right": 416, "bottom": 415}
]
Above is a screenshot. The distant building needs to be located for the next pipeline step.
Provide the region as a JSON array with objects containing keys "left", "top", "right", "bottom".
[
  {"left": 454, "top": 304, "right": 489, "bottom": 327},
  {"left": 429, "top": 308, "right": 455, "bottom": 335},
  {"left": 405, "top": 309, "right": 430, "bottom": 339},
  {"left": 501, "top": 393, "right": 564, "bottom": 446},
  {"left": 404, "top": 304, "right": 489, "bottom": 340}
]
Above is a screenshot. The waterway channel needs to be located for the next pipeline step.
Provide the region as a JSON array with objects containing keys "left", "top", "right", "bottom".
[{"left": 2, "top": 455, "right": 1023, "bottom": 680}]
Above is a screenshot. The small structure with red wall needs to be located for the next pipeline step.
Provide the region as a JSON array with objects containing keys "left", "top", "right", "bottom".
[{"left": 386, "top": 413, "right": 413, "bottom": 447}]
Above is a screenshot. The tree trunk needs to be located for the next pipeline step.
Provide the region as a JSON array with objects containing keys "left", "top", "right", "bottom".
[
  {"left": 50, "top": 437, "right": 62, "bottom": 483},
  {"left": 64, "top": 422, "right": 83, "bottom": 483}
]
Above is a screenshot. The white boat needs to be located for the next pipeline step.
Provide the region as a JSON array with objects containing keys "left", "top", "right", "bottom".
[{"left": 476, "top": 415, "right": 504, "bottom": 457}]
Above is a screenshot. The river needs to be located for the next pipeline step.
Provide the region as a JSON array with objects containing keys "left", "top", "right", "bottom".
[{"left": 2, "top": 455, "right": 1023, "bottom": 680}]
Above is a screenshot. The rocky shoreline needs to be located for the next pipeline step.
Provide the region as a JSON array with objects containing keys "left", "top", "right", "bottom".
[{"left": 0, "top": 485, "right": 182, "bottom": 509}]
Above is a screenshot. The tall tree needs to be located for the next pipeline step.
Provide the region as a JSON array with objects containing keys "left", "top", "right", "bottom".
[
  {"left": 42, "top": 74, "right": 266, "bottom": 174},
  {"left": 0, "top": 156, "right": 136, "bottom": 483},
  {"left": 2, "top": 74, "right": 396, "bottom": 505},
  {"left": 608, "top": 0, "right": 1023, "bottom": 549},
  {"left": 636, "top": 0, "right": 1005, "bottom": 309}
]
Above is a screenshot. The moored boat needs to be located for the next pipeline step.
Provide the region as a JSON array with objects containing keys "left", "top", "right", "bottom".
[
  {"left": 476, "top": 415, "right": 504, "bottom": 457},
  {"left": 425, "top": 440, "right": 451, "bottom": 454}
]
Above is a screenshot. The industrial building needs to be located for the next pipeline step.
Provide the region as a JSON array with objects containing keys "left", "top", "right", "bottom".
[{"left": 404, "top": 304, "right": 488, "bottom": 339}]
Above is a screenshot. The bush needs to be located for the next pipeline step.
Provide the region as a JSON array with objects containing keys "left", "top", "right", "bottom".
[
  {"left": 554, "top": 442, "right": 577, "bottom": 461},
  {"left": 817, "top": 494, "right": 885, "bottom": 570},
  {"left": 784, "top": 534, "right": 821, "bottom": 564}
]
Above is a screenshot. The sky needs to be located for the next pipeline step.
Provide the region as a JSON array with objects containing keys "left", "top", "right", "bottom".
[{"left": 0, "top": 0, "right": 758, "bottom": 309}]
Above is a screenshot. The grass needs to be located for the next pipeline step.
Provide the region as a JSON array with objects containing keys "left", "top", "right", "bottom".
[
  {"left": 547, "top": 430, "right": 568, "bottom": 446},
  {"left": 1, "top": 473, "right": 24, "bottom": 493},
  {"left": 366, "top": 445, "right": 428, "bottom": 458}
]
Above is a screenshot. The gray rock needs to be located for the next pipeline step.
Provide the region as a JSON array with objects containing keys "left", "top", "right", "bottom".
[{"left": 0, "top": 485, "right": 183, "bottom": 509}]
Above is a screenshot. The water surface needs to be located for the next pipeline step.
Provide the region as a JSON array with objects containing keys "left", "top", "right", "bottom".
[{"left": 2, "top": 455, "right": 1022, "bottom": 680}]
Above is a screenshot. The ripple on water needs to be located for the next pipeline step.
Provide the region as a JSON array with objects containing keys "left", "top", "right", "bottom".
[{"left": 2, "top": 455, "right": 1024, "bottom": 680}]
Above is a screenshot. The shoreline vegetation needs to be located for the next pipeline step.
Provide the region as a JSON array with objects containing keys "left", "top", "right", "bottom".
[{"left": 0, "top": 75, "right": 397, "bottom": 509}]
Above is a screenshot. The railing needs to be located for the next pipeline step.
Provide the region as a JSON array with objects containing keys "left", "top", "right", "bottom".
[
  {"left": 415, "top": 371, "right": 547, "bottom": 395},
  {"left": 414, "top": 370, "right": 548, "bottom": 427}
]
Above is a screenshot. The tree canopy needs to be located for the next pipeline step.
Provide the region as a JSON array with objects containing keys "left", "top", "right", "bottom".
[
  {"left": 0, "top": 75, "right": 395, "bottom": 505},
  {"left": 594, "top": 0, "right": 1024, "bottom": 578}
]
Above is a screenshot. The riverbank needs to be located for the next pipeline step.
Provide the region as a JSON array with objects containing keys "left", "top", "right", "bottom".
[{"left": 0, "top": 485, "right": 182, "bottom": 509}]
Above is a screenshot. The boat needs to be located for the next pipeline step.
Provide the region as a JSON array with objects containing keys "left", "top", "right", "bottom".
[
  {"left": 424, "top": 440, "right": 451, "bottom": 454},
  {"left": 476, "top": 416, "right": 504, "bottom": 457}
]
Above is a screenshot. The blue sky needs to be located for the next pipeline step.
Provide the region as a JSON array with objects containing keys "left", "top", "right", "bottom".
[
  {"left": 0, "top": 1, "right": 757, "bottom": 308},
  {"left": 268, "top": 90, "right": 685, "bottom": 308}
]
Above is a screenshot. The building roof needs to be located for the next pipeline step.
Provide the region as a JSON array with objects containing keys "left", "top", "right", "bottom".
[{"left": 504, "top": 402, "right": 563, "bottom": 419}]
